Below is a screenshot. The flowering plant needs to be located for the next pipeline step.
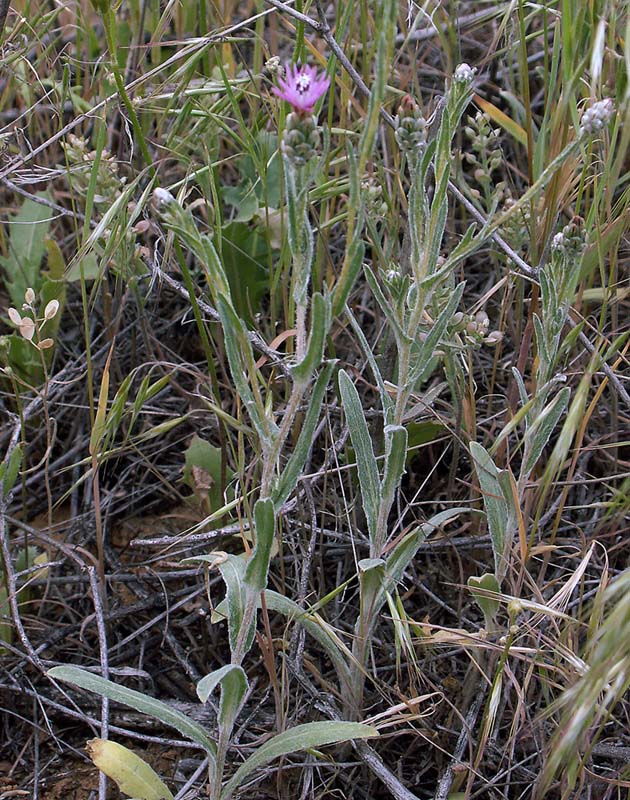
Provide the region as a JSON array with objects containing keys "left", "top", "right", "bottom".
[{"left": 273, "top": 63, "right": 330, "bottom": 113}]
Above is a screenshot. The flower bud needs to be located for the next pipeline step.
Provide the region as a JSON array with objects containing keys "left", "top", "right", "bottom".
[
  {"left": 24, "top": 287, "right": 35, "bottom": 304},
  {"left": 265, "top": 56, "right": 281, "bottom": 75},
  {"left": 579, "top": 98, "right": 614, "bottom": 136},
  {"left": 394, "top": 95, "right": 428, "bottom": 154},
  {"left": 282, "top": 112, "right": 321, "bottom": 166},
  {"left": 152, "top": 187, "right": 176, "bottom": 208},
  {"left": 453, "top": 63, "right": 476, "bottom": 84}
]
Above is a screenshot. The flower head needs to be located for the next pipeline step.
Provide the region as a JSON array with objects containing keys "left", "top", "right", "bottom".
[
  {"left": 579, "top": 98, "right": 615, "bottom": 136},
  {"left": 394, "top": 94, "right": 427, "bottom": 153},
  {"left": 273, "top": 63, "right": 330, "bottom": 114},
  {"left": 453, "top": 63, "right": 476, "bottom": 84}
]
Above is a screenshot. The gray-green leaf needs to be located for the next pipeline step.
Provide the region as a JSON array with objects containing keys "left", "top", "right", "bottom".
[
  {"left": 48, "top": 666, "right": 216, "bottom": 756},
  {"left": 220, "top": 721, "right": 378, "bottom": 800},
  {"left": 197, "top": 665, "right": 247, "bottom": 729},
  {"left": 339, "top": 369, "right": 380, "bottom": 543}
]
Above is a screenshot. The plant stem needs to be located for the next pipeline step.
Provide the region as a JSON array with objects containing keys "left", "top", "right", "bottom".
[{"left": 100, "top": 4, "right": 156, "bottom": 179}]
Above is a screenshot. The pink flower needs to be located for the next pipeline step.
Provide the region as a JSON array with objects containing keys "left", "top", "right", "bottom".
[{"left": 272, "top": 63, "right": 330, "bottom": 113}]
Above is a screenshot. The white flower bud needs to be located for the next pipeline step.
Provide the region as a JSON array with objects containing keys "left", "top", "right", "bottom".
[
  {"left": 579, "top": 98, "right": 614, "bottom": 136},
  {"left": 454, "top": 63, "right": 476, "bottom": 84},
  {"left": 44, "top": 299, "right": 60, "bottom": 320},
  {"left": 265, "top": 56, "right": 281, "bottom": 75},
  {"left": 551, "top": 232, "right": 565, "bottom": 252},
  {"left": 153, "top": 187, "right": 176, "bottom": 207}
]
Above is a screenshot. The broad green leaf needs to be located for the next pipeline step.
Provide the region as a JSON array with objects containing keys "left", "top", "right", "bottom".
[
  {"left": 0, "top": 196, "right": 52, "bottom": 307},
  {"left": 468, "top": 573, "right": 501, "bottom": 629},
  {"left": 223, "top": 180, "right": 260, "bottom": 223},
  {"left": 47, "top": 666, "right": 217, "bottom": 756},
  {"left": 338, "top": 369, "right": 380, "bottom": 543},
  {"left": 218, "top": 222, "right": 269, "bottom": 326},
  {"left": 65, "top": 253, "right": 100, "bottom": 282},
  {"left": 183, "top": 436, "right": 233, "bottom": 519},
  {"left": 221, "top": 722, "right": 378, "bottom": 800},
  {"left": 405, "top": 421, "right": 446, "bottom": 458},
  {"left": 86, "top": 739, "right": 173, "bottom": 800},
  {"left": 196, "top": 665, "right": 247, "bottom": 729},
  {"left": 41, "top": 239, "right": 67, "bottom": 343}
]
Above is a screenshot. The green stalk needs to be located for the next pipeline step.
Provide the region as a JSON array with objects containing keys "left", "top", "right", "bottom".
[{"left": 100, "top": 2, "right": 156, "bottom": 179}]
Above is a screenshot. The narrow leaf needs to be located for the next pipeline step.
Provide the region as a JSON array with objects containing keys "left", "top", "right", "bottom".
[
  {"left": 2, "top": 444, "right": 23, "bottom": 495},
  {"left": 470, "top": 442, "right": 509, "bottom": 580},
  {"left": 48, "top": 666, "right": 216, "bottom": 755},
  {"left": 221, "top": 722, "right": 378, "bottom": 800},
  {"left": 345, "top": 299, "right": 395, "bottom": 421},
  {"left": 217, "top": 294, "right": 272, "bottom": 447},
  {"left": 473, "top": 94, "right": 528, "bottom": 146},
  {"left": 264, "top": 590, "right": 353, "bottom": 692},
  {"left": 332, "top": 237, "right": 365, "bottom": 317},
  {"left": 90, "top": 342, "right": 114, "bottom": 456},
  {"left": 245, "top": 497, "right": 275, "bottom": 592},
  {"left": 338, "top": 369, "right": 380, "bottom": 542},
  {"left": 291, "top": 292, "right": 331, "bottom": 384},
  {"left": 274, "top": 361, "right": 335, "bottom": 508},
  {"left": 380, "top": 425, "right": 407, "bottom": 504},
  {"left": 382, "top": 507, "right": 471, "bottom": 612},
  {"left": 523, "top": 386, "right": 571, "bottom": 476},
  {"left": 410, "top": 283, "right": 465, "bottom": 386}
]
